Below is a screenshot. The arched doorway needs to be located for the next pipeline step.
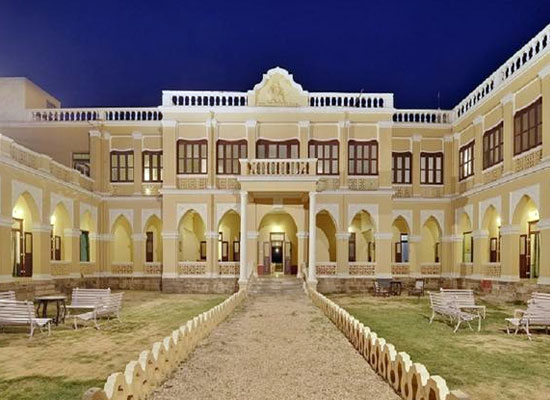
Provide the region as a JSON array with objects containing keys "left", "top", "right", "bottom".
[
  {"left": 112, "top": 215, "right": 133, "bottom": 264},
  {"left": 80, "top": 211, "right": 95, "bottom": 263},
  {"left": 512, "top": 195, "right": 539, "bottom": 279},
  {"left": 421, "top": 217, "right": 442, "bottom": 264},
  {"left": 11, "top": 192, "right": 39, "bottom": 277},
  {"left": 51, "top": 202, "right": 71, "bottom": 262},
  {"left": 316, "top": 210, "right": 337, "bottom": 263},
  {"left": 258, "top": 211, "right": 298, "bottom": 276},
  {"left": 178, "top": 210, "right": 206, "bottom": 262},
  {"left": 348, "top": 210, "right": 376, "bottom": 263},
  {"left": 392, "top": 216, "right": 410, "bottom": 263},
  {"left": 144, "top": 215, "right": 163, "bottom": 263},
  {"left": 481, "top": 206, "right": 501, "bottom": 264},
  {"left": 459, "top": 213, "right": 473, "bottom": 263},
  {"left": 218, "top": 210, "right": 240, "bottom": 262}
]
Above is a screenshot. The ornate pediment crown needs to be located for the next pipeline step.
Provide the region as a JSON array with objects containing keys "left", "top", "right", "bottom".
[{"left": 248, "top": 67, "right": 308, "bottom": 107}]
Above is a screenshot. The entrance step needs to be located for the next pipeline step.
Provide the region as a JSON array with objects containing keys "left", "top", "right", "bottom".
[{"left": 249, "top": 277, "right": 304, "bottom": 295}]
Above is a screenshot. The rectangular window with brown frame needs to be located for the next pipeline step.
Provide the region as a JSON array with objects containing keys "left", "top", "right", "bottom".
[
  {"left": 217, "top": 140, "right": 247, "bottom": 174},
  {"left": 309, "top": 140, "right": 339, "bottom": 175},
  {"left": 514, "top": 98, "right": 542, "bottom": 155},
  {"left": 143, "top": 151, "right": 163, "bottom": 182},
  {"left": 392, "top": 152, "right": 412, "bottom": 184},
  {"left": 348, "top": 140, "right": 378, "bottom": 175},
  {"left": 110, "top": 150, "right": 134, "bottom": 182},
  {"left": 177, "top": 139, "right": 207, "bottom": 174},
  {"left": 459, "top": 141, "right": 474, "bottom": 181},
  {"left": 420, "top": 152, "right": 444, "bottom": 184},
  {"left": 483, "top": 123, "right": 503, "bottom": 169},
  {"left": 256, "top": 139, "right": 300, "bottom": 159}
]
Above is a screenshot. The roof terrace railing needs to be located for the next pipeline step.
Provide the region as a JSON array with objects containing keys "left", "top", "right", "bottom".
[{"left": 29, "top": 108, "right": 163, "bottom": 122}]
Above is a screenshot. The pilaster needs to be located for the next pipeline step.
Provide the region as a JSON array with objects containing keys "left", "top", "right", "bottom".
[
  {"left": 132, "top": 132, "right": 143, "bottom": 195},
  {"left": 338, "top": 121, "right": 349, "bottom": 188},
  {"left": 539, "top": 66, "right": 550, "bottom": 160},
  {"left": 378, "top": 121, "right": 393, "bottom": 188},
  {"left": 501, "top": 94, "right": 515, "bottom": 174},
  {"left": 162, "top": 121, "right": 177, "bottom": 189},
  {"left": 473, "top": 116, "right": 484, "bottom": 186}
]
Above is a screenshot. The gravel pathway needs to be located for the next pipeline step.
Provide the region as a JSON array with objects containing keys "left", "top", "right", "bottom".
[{"left": 151, "top": 282, "right": 400, "bottom": 400}]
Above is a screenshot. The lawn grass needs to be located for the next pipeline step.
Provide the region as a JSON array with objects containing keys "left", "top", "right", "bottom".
[
  {"left": 0, "top": 290, "right": 228, "bottom": 400},
  {"left": 329, "top": 294, "right": 550, "bottom": 400}
]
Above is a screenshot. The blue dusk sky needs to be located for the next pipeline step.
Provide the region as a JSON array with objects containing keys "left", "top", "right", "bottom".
[{"left": 1, "top": 0, "right": 550, "bottom": 109}]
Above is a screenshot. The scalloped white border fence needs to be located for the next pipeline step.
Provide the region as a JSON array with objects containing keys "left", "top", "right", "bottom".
[
  {"left": 307, "top": 288, "right": 470, "bottom": 400},
  {"left": 81, "top": 288, "right": 247, "bottom": 400}
]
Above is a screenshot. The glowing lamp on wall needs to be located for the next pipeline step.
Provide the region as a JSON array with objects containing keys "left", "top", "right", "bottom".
[
  {"left": 12, "top": 207, "right": 23, "bottom": 219},
  {"left": 50, "top": 215, "right": 56, "bottom": 225},
  {"left": 496, "top": 217, "right": 501, "bottom": 227},
  {"left": 529, "top": 209, "right": 539, "bottom": 221}
]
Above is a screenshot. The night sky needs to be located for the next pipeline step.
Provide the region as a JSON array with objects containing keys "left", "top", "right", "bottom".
[{"left": 2, "top": 1, "right": 550, "bottom": 109}]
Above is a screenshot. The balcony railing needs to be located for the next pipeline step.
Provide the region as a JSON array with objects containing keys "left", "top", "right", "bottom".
[
  {"left": 240, "top": 158, "right": 317, "bottom": 176},
  {"left": 392, "top": 109, "right": 453, "bottom": 124}
]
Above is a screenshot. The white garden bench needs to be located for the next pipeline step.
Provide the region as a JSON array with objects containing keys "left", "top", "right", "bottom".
[
  {"left": 0, "top": 291, "right": 16, "bottom": 301},
  {"left": 440, "top": 288, "right": 486, "bottom": 318},
  {"left": 505, "top": 292, "right": 550, "bottom": 340},
  {"left": 428, "top": 291, "right": 482, "bottom": 333},
  {"left": 66, "top": 288, "right": 111, "bottom": 316},
  {"left": 0, "top": 299, "right": 51, "bottom": 337},
  {"left": 73, "top": 292, "right": 123, "bottom": 330}
]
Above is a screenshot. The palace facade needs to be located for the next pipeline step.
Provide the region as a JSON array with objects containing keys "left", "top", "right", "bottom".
[{"left": 1, "top": 24, "right": 550, "bottom": 294}]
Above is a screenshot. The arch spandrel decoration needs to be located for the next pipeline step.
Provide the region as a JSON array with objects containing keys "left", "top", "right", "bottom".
[
  {"left": 455, "top": 204, "right": 473, "bottom": 232},
  {"left": 348, "top": 203, "right": 379, "bottom": 230},
  {"left": 249, "top": 67, "right": 308, "bottom": 107},
  {"left": 392, "top": 209, "right": 413, "bottom": 231},
  {"left": 177, "top": 203, "right": 208, "bottom": 227},
  {"left": 12, "top": 180, "right": 43, "bottom": 221},
  {"left": 216, "top": 203, "right": 240, "bottom": 227},
  {"left": 50, "top": 193, "right": 74, "bottom": 226},
  {"left": 420, "top": 210, "right": 445, "bottom": 231},
  {"left": 509, "top": 184, "right": 539, "bottom": 223},
  {"left": 80, "top": 202, "right": 98, "bottom": 224},
  {"left": 315, "top": 203, "right": 339, "bottom": 229},
  {"left": 142, "top": 208, "right": 162, "bottom": 231},
  {"left": 478, "top": 196, "right": 502, "bottom": 228},
  {"left": 109, "top": 209, "right": 134, "bottom": 231}
]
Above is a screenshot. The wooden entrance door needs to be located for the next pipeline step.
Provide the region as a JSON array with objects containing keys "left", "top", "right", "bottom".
[
  {"left": 395, "top": 242, "right": 402, "bottom": 263},
  {"left": 23, "top": 232, "right": 33, "bottom": 277},
  {"left": 146, "top": 232, "right": 154, "bottom": 262},
  {"left": 519, "top": 234, "right": 529, "bottom": 278}
]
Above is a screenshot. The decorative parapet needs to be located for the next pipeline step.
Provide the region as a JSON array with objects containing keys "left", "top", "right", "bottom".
[
  {"left": 307, "top": 288, "right": 470, "bottom": 400},
  {"left": 347, "top": 176, "right": 379, "bottom": 191},
  {"left": 391, "top": 263, "right": 410, "bottom": 276},
  {"left": 392, "top": 110, "right": 453, "bottom": 124},
  {"left": 177, "top": 176, "right": 208, "bottom": 190},
  {"left": 349, "top": 262, "right": 376, "bottom": 276},
  {"left": 165, "top": 91, "right": 248, "bottom": 107},
  {"left": 112, "top": 263, "right": 133, "bottom": 275},
  {"left": 419, "top": 186, "right": 444, "bottom": 198},
  {"left": 1, "top": 135, "right": 94, "bottom": 192},
  {"left": 393, "top": 185, "right": 412, "bottom": 198},
  {"left": 316, "top": 262, "right": 337, "bottom": 276},
  {"left": 484, "top": 263, "right": 502, "bottom": 278},
  {"left": 309, "top": 93, "right": 393, "bottom": 109},
  {"left": 460, "top": 263, "right": 474, "bottom": 277},
  {"left": 178, "top": 262, "right": 207, "bottom": 275},
  {"left": 219, "top": 262, "right": 240, "bottom": 276},
  {"left": 482, "top": 164, "right": 504, "bottom": 184},
  {"left": 144, "top": 262, "right": 162, "bottom": 275},
  {"left": 454, "top": 23, "right": 550, "bottom": 120},
  {"left": 420, "top": 263, "right": 441, "bottom": 276},
  {"left": 216, "top": 176, "right": 241, "bottom": 190},
  {"left": 29, "top": 108, "right": 163, "bottom": 122},
  {"left": 317, "top": 177, "right": 340, "bottom": 191},
  {"left": 513, "top": 147, "right": 542, "bottom": 173},
  {"left": 81, "top": 289, "right": 248, "bottom": 400},
  {"left": 50, "top": 261, "right": 72, "bottom": 277}
]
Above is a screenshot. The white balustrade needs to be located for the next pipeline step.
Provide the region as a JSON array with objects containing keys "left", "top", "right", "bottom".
[
  {"left": 454, "top": 23, "right": 550, "bottom": 120},
  {"left": 29, "top": 108, "right": 163, "bottom": 122},
  {"left": 164, "top": 91, "right": 248, "bottom": 107},
  {"left": 240, "top": 158, "right": 317, "bottom": 176},
  {"left": 392, "top": 109, "right": 453, "bottom": 124},
  {"left": 309, "top": 92, "right": 393, "bottom": 109}
]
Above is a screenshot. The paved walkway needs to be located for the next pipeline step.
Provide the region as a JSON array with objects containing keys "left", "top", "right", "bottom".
[{"left": 151, "top": 280, "right": 400, "bottom": 400}]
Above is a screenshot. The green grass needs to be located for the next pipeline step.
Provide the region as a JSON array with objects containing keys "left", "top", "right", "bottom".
[
  {"left": 329, "top": 294, "right": 550, "bottom": 400},
  {"left": 0, "top": 291, "right": 228, "bottom": 400}
]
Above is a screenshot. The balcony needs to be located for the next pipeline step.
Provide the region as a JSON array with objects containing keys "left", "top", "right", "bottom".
[{"left": 238, "top": 158, "right": 319, "bottom": 192}]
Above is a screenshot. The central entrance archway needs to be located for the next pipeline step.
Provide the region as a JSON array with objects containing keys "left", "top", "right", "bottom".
[{"left": 257, "top": 211, "right": 298, "bottom": 276}]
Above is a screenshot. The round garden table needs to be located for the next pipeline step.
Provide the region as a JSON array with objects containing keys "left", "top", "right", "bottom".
[{"left": 35, "top": 295, "right": 67, "bottom": 326}]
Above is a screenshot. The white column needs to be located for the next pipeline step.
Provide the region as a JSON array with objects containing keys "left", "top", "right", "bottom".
[
  {"left": 308, "top": 192, "right": 317, "bottom": 284},
  {"left": 239, "top": 191, "right": 248, "bottom": 285}
]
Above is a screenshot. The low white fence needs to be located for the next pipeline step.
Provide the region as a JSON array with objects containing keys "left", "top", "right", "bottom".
[
  {"left": 81, "top": 288, "right": 247, "bottom": 400},
  {"left": 307, "top": 288, "right": 470, "bottom": 400}
]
